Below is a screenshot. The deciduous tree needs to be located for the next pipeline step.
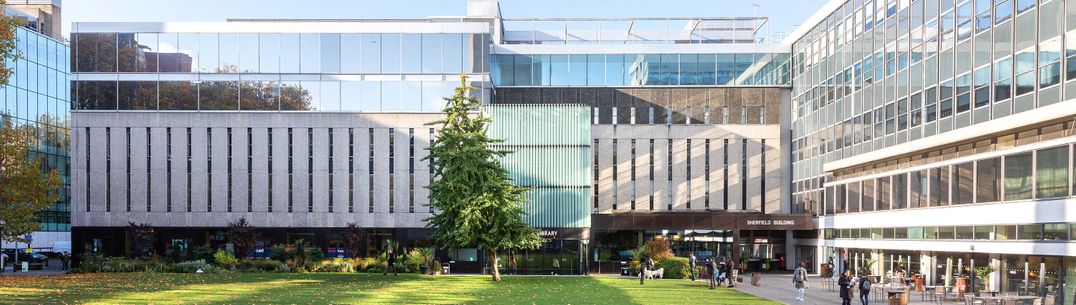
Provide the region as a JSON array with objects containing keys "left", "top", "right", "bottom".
[
  {"left": 423, "top": 76, "right": 543, "bottom": 282},
  {"left": 227, "top": 217, "right": 258, "bottom": 258},
  {"left": 0, "top": 117, "right": 62, "bottom": 243}
]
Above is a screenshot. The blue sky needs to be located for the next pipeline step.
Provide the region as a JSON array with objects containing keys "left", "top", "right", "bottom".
[{"left": 62, "top": 0, "right": 829, "bottom": 41}]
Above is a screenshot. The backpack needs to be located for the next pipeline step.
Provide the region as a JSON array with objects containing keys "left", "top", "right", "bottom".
[
  {"left": 796, "top": 267, "right": 806, "bottom": 282},
  {"left": 860, "top": 278, "right": 872, "bottom": 291}
]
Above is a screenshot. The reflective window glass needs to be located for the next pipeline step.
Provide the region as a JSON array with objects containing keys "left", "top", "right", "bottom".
[
  {"left": 159, "top": 81, "right": 200, "bottom": 110},
  {"left": 359, "top": 81, "right": 381, "bottom": 111},
  {"left": 381, "top": 34, "right": 401, "bottom": 73},
  {"left": 74, "top": 81, "right": 116, "bottom": 110},
  {"left": 320, "top": 81, "right": 340, "bottom": 111},
  {"left": 381, "top": 81, "right": 401, "bottom": 110},
  {"left": 605, "top": 54, "right": 625, "bottom": 86},
  {"left": 586, "top": 54, "right": 604, "bottom": 86},
  {"left": 198, "top": 33, "right": 218, "bottom": 73},
  {"left": 117, "top": 81, "right": 157, "bottom": 110},
  {"left": 301, "top": 80, "right": 321, "bottom": 111},
  {"left": 569, "top": 54, "right": 587, "bottom": 86},
  {"left": 697, "top": 54, "right": 717, "bottom": 85},
  {"left": 550, "top": 55, "right": 569, "bottom": 86},
  {"left": 976, "top": 157, "right": 1000, "bottom": 203},
  {"left": 218, "top": 34, "right": 240, "bottom": 72},
  {"left": 1036, "top": 146, "right": 1070, "bottom": 199},
  {"left": 259, "top": 34, "right": 280, "bottom": 73},
  {"left": 360, "top": 34, "right": 381, "bottom": 73},
  {"left": 952, "top": 162, "right": 974, "bottom": 204},
  {"left": 301, "top": 34, "right": 321, "bottom": 74},
  {"left": 340, "top": 34, "right": 361, "bottom": 73},
  {"left": 421, "top": 81, "right": 444, "bottom": 111},
  {"left": 200, "top": 80, "right": 239, "bottom": 110},
  {"left": 513, "top": 55, "right": 533, "bottom": 86},
  {"left": 280, "top": 34, "right": 300, "bottom": 73},
  {"left": 177, "top": 34, "right": 198, "bottom": 73},
  {"left": 236, "top": 33, "right": 258, "bottom": 73},
  {"left": 1004, "top": 152, "right": 1033, "bottom": 200},
  {"left": 401, "top": 34, "right": 421, "bottom": 73},
  {"left": 119, "top": 33, "right": 155, "bottom": 72},
  {"left": 421, "top": 34, "right": 441, "bottom": 73},
  {"left": 400, "top": 81, "right": 420, "bottom": 111},
  {"left": 441, "top": 34, "right": 463, "bottom": 73},
  {"left": 340, "top": 81, "right": 363, "bottom": 111},
  {"left": 239, "top": 81, "right": 278, "bottom": 111},
  {"left": 280, "top": 81, "right": 310, "bottom": 110},
  {"left": 321, "top": 34, "right": 341, "bottom": 73}
]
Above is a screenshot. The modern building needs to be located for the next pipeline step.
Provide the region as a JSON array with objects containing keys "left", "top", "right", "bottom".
[
  {"left": 0, "top": 2, "right": 71, "bottom": 253},
  {"left": 788, "top": 0, "right": 1076, "bottom": 302},
  {"left": 68, "top": 0, "right": 813, "bottom": 275}
]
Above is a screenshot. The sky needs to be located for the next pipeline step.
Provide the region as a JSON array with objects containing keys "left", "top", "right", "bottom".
[{"left": 61, "top": 0, "right": 829, "bottom": 42}]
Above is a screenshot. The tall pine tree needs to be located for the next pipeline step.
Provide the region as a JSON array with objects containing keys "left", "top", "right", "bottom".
[{"left": 424, "top": 76, "right": 542, "bottom": 281}]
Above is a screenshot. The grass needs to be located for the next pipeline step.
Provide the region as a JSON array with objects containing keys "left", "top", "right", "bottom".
[{"left": 0, "top": 272, "right": 779, "bottom": 304}]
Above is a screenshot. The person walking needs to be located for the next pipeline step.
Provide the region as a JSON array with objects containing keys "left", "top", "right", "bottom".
[
  {"left": 61, "top": 251, "right": 70, "bottom": 272},
  {"left": 858, "top": 273, "right": 872, "bottom": 305},
  {"left": 838, "top": 269, "right": 853, "bottom": 305},
  {"left": 725, "top": 258, "right": 737, "bottom": 288},
  {"left": 793, "top": 261, "right": 808, "bottom": 302},
  {"left": 383, "top": 247, "right": 398, "bottom": 276},
  {"left": 639, "top": 255, "right": 654, "bottom": 285},
  {"left": 689, "top": 252, "right": 697, "bottom": 281}
]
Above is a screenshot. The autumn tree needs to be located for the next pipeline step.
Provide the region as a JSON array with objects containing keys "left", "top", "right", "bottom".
[
  {"left": 343, "top": 222, "right": 363, "bottom": 258},
  {"left": 0, "top": 116, "right": 62, "bottom": 243},
  {"left": 127, "top": 222, "right": 156, "bottom": 258},
  {"left": 423, "top": 76, "right": 543, "bottom": 282},
  {"left": 226, "top": 217, "right": 258, "bottom": 258},
  {"left": 0, "top": 0, "right": 25, "bottom": 84}
]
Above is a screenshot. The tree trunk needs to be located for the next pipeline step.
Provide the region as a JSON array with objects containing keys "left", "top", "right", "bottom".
[{"left": 491, "top": 248, "right": 501, "bottom": 282}]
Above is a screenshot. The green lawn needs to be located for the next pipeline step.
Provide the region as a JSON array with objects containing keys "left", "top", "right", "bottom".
[{"left": 0, "top": 272, "right": 778, "bottom": 304}]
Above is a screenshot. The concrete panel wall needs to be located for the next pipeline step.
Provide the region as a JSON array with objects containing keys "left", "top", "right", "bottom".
[
  {"left": 670, "top": 138, "right": 688, "bottom": 210},
  {"left": 71, "top": 112, "right": 442, "bottom": 228}
]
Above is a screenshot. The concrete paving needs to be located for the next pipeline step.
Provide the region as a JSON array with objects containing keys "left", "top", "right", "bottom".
[
  {"left": 731, "top": 273, "right": 943, "bottom": 305},
  {"left": 0, "top": 258, "right": 69, "bottom": 277}
]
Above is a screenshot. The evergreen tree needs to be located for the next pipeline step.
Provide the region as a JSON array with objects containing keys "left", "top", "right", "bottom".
[{"left": 423, "top": 76, "right": 543, "bottom": 281}]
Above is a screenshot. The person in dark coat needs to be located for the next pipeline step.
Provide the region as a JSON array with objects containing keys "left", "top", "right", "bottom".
[
  {"left": 838, "top": 269, "right": 853, "bottom": 305},
  {"left": 724, "top": 259, "right": 736, "bottom": 288},
  {"left": 704, "top": 257, "right": 716, "bottom": 289},
  {"left": 688, "top": 252, "right": 697, "bottom": 281},
  {"left": 384, "top": 247, "right": 398, "bottom": 276}
]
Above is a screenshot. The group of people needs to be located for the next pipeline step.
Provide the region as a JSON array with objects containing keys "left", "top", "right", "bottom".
[
  {"left": 688, "top": 252, "right": 737, "bottom": 289},
  {"left": 792, "top": 262, "right": 875, "bottom": 305}
]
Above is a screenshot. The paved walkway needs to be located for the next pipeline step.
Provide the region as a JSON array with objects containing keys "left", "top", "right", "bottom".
[
  {"left": 732, "top": 273, "right": 941, "bottom": 305},
  {"left": 0, "top": 258, "right": 69, "bottom": 277}
]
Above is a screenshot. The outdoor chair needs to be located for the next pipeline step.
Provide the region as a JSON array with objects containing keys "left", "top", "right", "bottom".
[
  {"left": 934, "top": 292, "right": 946, "bottom": 305},
  {"left": 964, "top": 293, "right": 982, "bottom": 305}
]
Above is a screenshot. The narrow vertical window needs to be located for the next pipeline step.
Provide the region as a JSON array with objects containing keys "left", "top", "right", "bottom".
[
  {"left": 685, "top": 106, "right": 692, "bottom": 124},
  {"left": 329, "top": 128, "right": 334, "bottom": 213},
  {"left": 630, "top": 139, "right": 636, "bottom": 210},
  {"left": 146, "top": 127, "right": 151, "bottom": 212},
  {"left": 723, "top": 106, "right": 729, "bottom": 124},
  {"left": 667, "top": 139, "right": 673, "bottom": 210},
  {"left": 593, "top": 139, "right": 599, "bottom": 210},
  {"left": 126, "top": 127, "right": 131, "bottom": 212},
  {"left": 167, "top": 128, "right": 172, "bottom": 212},
  {"left": 86, "top": 127, "right": 91, "bottom": 212},
  {"left": 723, "top": 139, "right": 729, "bottom": 210},
  {"left": 630, "top": 107, "right": 636, "bottom": 124},
  {"left": 308, "top": 129, "right": 313, "bottom": 213},
  {"left": 429, "top": 128, "right": 435, "bottom": 213},
  {"left": 741, "top": 139, "right": 747, "bottom": 210},
  {"left": 187, "top": 128, "right": 192, "bottom": 212},
  {"left": 348, "top": 128, "right": 354, "bottom": 213},
  {"left": 761, "top": 139, "right": 766, "bottom": 213},
  {"left": 740, "top": 106, "right": 747, "bottom": 124},
  {"left": 389, "top": 129, "right": 395, "bottom": 213},
  {"left": 704, "top": 106, "right": 711, "bottom": 124},
  {"left": 649, "top": 139, "right": 655, "bottom": 210},
  {"left": 369, "top": 129, "right": 374, "bottom": 213},
  {"left": 267, "top": 129, "right": 273, "bottom": 213},
  {"left": 760, "top": 106, "right": 766, "bottom": 124},
  {"left": 612, "top": 139, "right": 618, "bottom": 210},
  {"left": 106, "top": 128, "right": 111, "bottom": 212},
  {"left": 207, "top": 128, "right": 212, "bottom": 212},
  {"left": 288, "top": 128, "right": 293, "bottom": 212},
  {"left": 666, "top": 107, "right": 673, "bottom": 124},
  {"left": 705, "top": 139, "right": 710, "bottom": 209},
  {"left": 247, "top": 128, "right": 253, "bottom": 212},
  {"left": 409, "top": 128, "right": 415, "bottom": 213},
  {"left": 648, "top": 107, "right": 655, "bottom": 124},
  {"left": 227, "top": 127, "right": 232, "bottom": 212},
  {"left": 686, "top": 139, "right": 691, "bottom": 209},
  {"left": 612, "top": 107, "right": 618, "bottom": 125}
]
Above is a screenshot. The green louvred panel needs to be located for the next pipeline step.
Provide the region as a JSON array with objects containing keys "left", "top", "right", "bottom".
[{"left": 488, "top": 104, "right": 591, "bottom": 228}]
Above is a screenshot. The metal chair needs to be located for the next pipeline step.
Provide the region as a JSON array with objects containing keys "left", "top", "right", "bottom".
[
  {"left": 934, "top": 292, "right": 946, "bottom": 305},
  {"left": 965, "top": 293, "right": 983, "bottom": 305}
]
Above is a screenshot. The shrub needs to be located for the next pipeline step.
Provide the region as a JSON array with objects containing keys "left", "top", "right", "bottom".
[
  {"left": 214, "top": 249, "right": 238, "bottom": 269},
  {"left": 275, "top": 262, "right": 291, "bottom": 273},
  {"left": 236, "top": 259, "right": 280, "bottom": 272},
  {"left": 656, "top": 257, "right": 692, "bottom": 279},
  {"left": 174, "top": 259, "right": 215, "bottom": 273},
  {"left": 643, "top": 239, "right": 673, "bottom": 263},
  {"left": 314, "top": 258, "right": 356, "bottom": 272},
  {"left": 78, "top": 255, "right": 146, "bottom": 273}
]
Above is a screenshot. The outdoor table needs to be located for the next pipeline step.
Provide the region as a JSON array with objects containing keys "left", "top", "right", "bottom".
[{"left": 887, "top": 287, "right": 910, "bottom": 305}]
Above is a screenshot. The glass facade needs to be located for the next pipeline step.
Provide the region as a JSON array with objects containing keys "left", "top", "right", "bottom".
[
  {"left": 71, "top": 31, "right": 491, "bottom": 112},
  {"left": 2, "top": 27, "right": 71, "bottom": 232},
  {"left": 492, "top": 53, "right": 790, "bottom": 86},
  {"left": 790, "top": 0, "right": 1076, "bottom": 215}
]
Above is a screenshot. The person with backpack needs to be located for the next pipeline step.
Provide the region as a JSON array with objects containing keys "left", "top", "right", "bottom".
[
  {"left": 639, "top": 255, "right": 654, "bottom": 285},
  {"left": 793, "top": 261, "right": 808, "bottom": 302},
  {"left": 704, "top": 256, "right": 716, "bottom": 289},
  {"left": 858, "top": 273, "right": 872, "bottom": 305}
]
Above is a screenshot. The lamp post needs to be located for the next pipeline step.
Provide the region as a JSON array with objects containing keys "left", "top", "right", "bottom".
[{"left": 0, "top": 219, "right": 5, "bottom": 273}]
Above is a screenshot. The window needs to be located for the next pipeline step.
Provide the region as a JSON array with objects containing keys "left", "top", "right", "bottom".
[
  {"left": 1036, "top": 146, "right": 1070, "bottom": 199},
  {"left": 976, "top": 157, "right": 1000, "bottom": 203},
  {"left": 1004, "top": 152, "right": 1033, "bottom": 200},
  {"left": 1018, "top": 224, "right": 1042, "bottom": 240},
  {"left": 892, "top": 174, "right": 907, "bottom": 209},
  {"left": 952, "top": 162, "right": 974, "bottom": 205},
  {"left": 1044, "top": 223, "right": 1069, "bottom": 240},
  {"left": 862, "top": 178, "right": 875, "bottom": 212},
  {"left": 931, "top": 166, "right": 950, "bottom": 206},
  {"left": 877, "top": 176, "right": 891, "bottom": 210}
]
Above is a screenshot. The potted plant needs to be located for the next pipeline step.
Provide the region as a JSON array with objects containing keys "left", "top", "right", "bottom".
[{"left": 974, "top": 263, "right": 997, "bottom": 292}]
